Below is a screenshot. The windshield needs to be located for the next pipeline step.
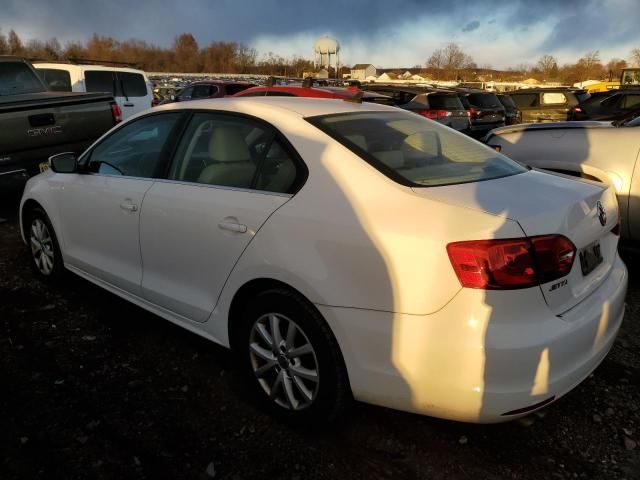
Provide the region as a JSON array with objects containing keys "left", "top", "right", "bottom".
[
  {"left": 307, "top": 110, "right": 526, "bottom": 187},
  {"left": 467, "top": 93, "right": 501, "bottom": 108},
  {"left": 0, "top": 62, "right": 47, "bottom": 96}
]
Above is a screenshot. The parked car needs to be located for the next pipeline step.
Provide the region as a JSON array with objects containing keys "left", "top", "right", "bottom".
[
  {"left": 21, "top": 97, "right": 626, "bottom": 424},
  {"left": 508, "top": 88, "right": 590, "bottom": 123},
  {"left": 449, "top": 88, "right": 506, "bottom": 137},
  {"left": 34, "top": 62, "right": 154, "bottom": 120},
  {"left": 0, "top": 56, "right": 120, "bottom": 194},
  {"left": 233, "top": 84, "right": 393, "bottom": 104},
  {"left": 360, "top": 84, "right": 470, "bottom": 132},
  {"left": 578, "top": 88, "right": 640, "bottom": 121},
  {"left": 485, "top": 117, "right": 640, "bottom": 240},
  {"left": 159, "top": 80, "right": 256, "bottom": 104},
  {"left": 497, "top": 94, "right": 522, "bottom": 125}
]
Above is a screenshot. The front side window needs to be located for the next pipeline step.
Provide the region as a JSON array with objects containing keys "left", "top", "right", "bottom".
[
  {"left": 177, "top": 87, "right": 193, "bottom": 100},
  {"left": 168, "top": 113, "right": 299, "bottom": 193},
  {"left": 623, "top": 94, "right": 640, "bottom": 109},
  {"left": 308, "top": 111, "right": 526, "bottom": 187},
  {"left": 192, "top": 85, "right": 216, "bottom": 98},
  {"left": 87, "top": 113, "right": 182, "bottom": 178}
]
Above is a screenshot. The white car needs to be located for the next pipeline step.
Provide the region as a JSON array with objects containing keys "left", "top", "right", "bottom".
[
  {"left": 485, "top": 117, "right": 640, "bottom": 241},
  {"left": 20, "top": 97, "right": 627, "bottom": 424}
]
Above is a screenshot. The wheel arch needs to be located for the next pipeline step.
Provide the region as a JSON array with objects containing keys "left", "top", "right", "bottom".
[
  {"left": 20, "top": 198, "right": 46, "bottom": 243},
  {"left": 226, "top": 278, "right": 351, "bottom": 389}
]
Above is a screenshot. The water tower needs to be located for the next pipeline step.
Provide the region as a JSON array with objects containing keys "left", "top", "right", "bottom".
[{"left": 314, "top": 36, "right": 340, "bottom": 75}]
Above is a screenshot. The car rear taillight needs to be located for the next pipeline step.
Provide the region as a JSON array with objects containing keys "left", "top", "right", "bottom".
[
  {"left": 416, "top": 109, "right": 452, "bottom": 120},
  {"left": 110, "top": 102, "right": 122, "bottom": 123},
  {"left": 571, "top": 106, "right": 583, "bottom": 113},
  {"left": 467, "top": 107, "right": 481, "bottom": 119},
  {"left": 447, "top": 235, "right": 576, "bottom": 290}
]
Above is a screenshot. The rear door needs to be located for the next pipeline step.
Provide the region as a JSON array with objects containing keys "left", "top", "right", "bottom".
[
  {"left": 84, "top": 70, "right": 151, "bottom": 119},
  {"left": 139, "top": 112, "right": 302, "bottom": 322}
]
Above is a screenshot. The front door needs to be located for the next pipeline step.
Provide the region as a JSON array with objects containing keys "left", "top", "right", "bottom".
[{"left": 55, "top": 112, "right": 183, "bottom": 294}]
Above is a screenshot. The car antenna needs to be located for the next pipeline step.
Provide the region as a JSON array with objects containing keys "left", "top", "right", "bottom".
[{"left": 344, "top": 91, "right": 364, "bottom": 103}]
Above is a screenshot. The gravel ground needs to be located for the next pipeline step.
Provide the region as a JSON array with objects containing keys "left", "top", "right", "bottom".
[{"left": 1, "top": 198, "right": 639, "bottom": 480}]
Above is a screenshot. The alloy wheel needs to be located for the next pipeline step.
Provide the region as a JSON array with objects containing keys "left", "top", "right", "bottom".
[
  {"left": 30, "top": 218, "right": 55, "bottom": 276},
  {"left": 249, "top": 313, "right": 320, "bottom": 410}
]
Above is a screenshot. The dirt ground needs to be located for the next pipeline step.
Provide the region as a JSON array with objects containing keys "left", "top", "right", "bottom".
[{"left": 1, "top": 197, "right": 639, "bottom": 480}]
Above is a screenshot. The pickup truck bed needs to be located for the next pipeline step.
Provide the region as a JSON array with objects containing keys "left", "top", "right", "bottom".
[{"left": 0, "top": 56, "right": 118, "bottom": 194}]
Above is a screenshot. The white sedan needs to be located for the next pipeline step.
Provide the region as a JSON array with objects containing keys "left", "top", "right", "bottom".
[{"left": 20, "top": 97, "right": 627, "bottom": 423}]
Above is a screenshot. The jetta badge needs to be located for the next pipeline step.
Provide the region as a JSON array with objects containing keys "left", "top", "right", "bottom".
[{"left": 597, "top": 201, "right": 606, "bottom": 226}]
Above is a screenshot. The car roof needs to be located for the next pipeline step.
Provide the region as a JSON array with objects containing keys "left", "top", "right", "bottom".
[
  {"left": 151, "top": 96, "right": 397, "bottom": 119},
  {"left": 190, "top": 80, "right": 255, "bottom": 86},
  {"left": 366, "top": 84, "right": 457, "bottom": 95}
]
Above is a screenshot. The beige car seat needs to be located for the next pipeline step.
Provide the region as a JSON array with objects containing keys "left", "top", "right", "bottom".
[{"left": 197, "top": 127, "right": 256, "bottom": 188}]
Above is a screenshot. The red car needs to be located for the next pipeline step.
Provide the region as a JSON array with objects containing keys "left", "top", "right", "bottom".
[{"left": 234, "top": 85, "right": 392, "bottom": 104}]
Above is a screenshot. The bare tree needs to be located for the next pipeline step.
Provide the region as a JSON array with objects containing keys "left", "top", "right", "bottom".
[
  {"left": 536, "top": 54, "right": 558, "bottom": 79},
  {"left": 630, "top": 48, "right": 640, "bottom": 67},
  {"left": 0, "top": 30, "right": 7, "bottom": 54},
  {"left": 576, "top": 50, "right": 604, "bottom": 81},
  {"left": 172, "top": 33, "right": 201, "bottom": 72},
  {"left": 606, "top": 58, "right": 627, "bottom": 80},
  {"left": 8, "top": 29, "right": 23, "bottom": 55},
  {"left": 427, "top": 43, "right": 474, "bottom": 80}
]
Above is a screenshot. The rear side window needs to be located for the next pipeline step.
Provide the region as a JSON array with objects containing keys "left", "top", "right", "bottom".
[
  {"left": 237, "top": 90, "right": 266, "bottom": 97},
  {"left": 511, "top": 93, "right": 539, "bottom": 108},
  {"left": 168, "top": 113, "right": 299, "bottom": 193},
  {"left": 0, "top": 62, "right": 47, "bottom": 95},
  {"left": 428, "top": 94, "right": 464, "bottom": 109},
  {"left": 38, "top": 68, "right": 72, "bottom": 92},
  {"left": 308, "top": 111, "right": 526, "bottom": 187},
  {"left": 467, "top": 93, "right": 501, "bottom": 108},
  {"left": 192, "top": 84, "right": 216, "bottom": 98},
  {"left": 118, "top": 72, "right": 148, "bottom": 97},
  {"left": 85, "top": 70, "right": 115, "bottom": 94},
  {"left": 541, "top": 92, "right": 567, "bottom": 105},
  {"left": 264, "top": 91, "right": 297, "bottom": 97},
  {"left": 85, "top": 70, "right": 148, "bottom": 97}
]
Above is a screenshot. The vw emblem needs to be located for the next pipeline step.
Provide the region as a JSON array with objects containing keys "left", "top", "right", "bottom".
[{"left": 597, "top": 201, "right": 606, "bottom": 226}]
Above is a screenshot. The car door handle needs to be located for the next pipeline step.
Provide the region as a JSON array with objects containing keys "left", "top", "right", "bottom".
[
  {"left": 120, "top": 202, "right": 138, "bottom": 212},
  {"left": 218, "top": 221, "right": 247, "bottom": 233},
  {"left": 123, "top": 103, "right": 135, "bottom": 107}
]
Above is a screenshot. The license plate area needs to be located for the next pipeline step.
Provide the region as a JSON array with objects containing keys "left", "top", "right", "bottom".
[{"left": 579, "top": 240, "right": 603, "bottom": 276}]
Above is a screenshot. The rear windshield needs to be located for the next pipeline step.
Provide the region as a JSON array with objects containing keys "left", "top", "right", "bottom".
[
  {"left": 467, "top": 93, "right": 502, "bottom": 108},
  {"left": 38, "top": 68, "right": 72, "bottom": 92},
  {"left": 428, "top": 94, "right": 464, "bottom": 109},
  {"left": 307, "top": 111, "right": 525, "bottom": 187},
  {"left": 497, "top": 95, "right": 516, "bottom": 108},
  {"left": 85, "top": 70, "right": 148, "bottom": 97},
  {"left": 0, "top": 62, "right": 47, "bottom": 95}
]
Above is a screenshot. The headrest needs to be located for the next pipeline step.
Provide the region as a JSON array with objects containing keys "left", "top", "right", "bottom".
[
  {"left": 373, "top": 150, "right": 404, "bottom": 169},
  {"left": 209, "top": 127, "right": 251, "bottom": 163}
]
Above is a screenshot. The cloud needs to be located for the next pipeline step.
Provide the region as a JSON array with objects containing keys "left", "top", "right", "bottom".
[{"left": 462, "top": 21, "right": 480, "bottom": 33}]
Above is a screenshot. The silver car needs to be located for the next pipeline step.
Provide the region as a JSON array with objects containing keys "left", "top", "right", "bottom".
[{"left": 485, "top": 116, "right": 640, "bottom": 241}]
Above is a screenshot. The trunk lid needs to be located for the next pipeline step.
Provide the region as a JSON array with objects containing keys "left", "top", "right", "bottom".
[{"left": 414, "top": 170, "right": 619, "bottom": 314}]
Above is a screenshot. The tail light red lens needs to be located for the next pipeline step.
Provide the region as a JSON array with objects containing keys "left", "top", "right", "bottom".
[
  {"left": 416, "top": 109, "right": 452, "bottom": 120},
  {"left": 110, "top": 102, "right": 122, "bottom": 123},
  {"left": 447, "top": 235, "right": 576, "bottom": 290},
  {"left": 572, "top": 106, "right": 583, "bottom": 113},
  {"left": 467, "top": 107, "right": 481, "bottom": 119}
]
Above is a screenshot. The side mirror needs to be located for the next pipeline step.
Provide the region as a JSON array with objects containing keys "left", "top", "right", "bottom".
[{"left": 49, "top": 152, "right": 78, "bottom": 173}]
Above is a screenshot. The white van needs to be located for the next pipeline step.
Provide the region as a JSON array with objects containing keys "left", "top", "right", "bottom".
[{"left": 34, "top": 63, "right": 153, "bottom": 120}]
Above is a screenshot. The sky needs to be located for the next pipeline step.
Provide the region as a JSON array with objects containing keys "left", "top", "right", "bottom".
[{"left": 1, "top": 0, "right": 640, "bottom": 69}]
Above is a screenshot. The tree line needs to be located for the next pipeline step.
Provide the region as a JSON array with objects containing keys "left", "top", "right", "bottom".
[
  {"left": 0, "top": 29, "right": 314, "bottom": 76},
  {"left": 2, "top": 28, "right": 640, "bottom": 83}
]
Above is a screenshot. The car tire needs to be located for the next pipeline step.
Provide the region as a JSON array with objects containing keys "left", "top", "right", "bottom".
[
  {"left": 237, "top": 288, "right": 351, "bottom": 424},
  {"left": 25, "top": 207, "right": 64, "bottom": 281}
]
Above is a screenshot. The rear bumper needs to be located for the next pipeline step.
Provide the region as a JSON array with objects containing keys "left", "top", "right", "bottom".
[{"left": 317, "top": 254, "right": 627, "bottom": 423}]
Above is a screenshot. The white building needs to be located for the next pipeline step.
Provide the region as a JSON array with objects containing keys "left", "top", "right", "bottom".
[{"left": 350, "top": 64, "right": 376, "bottom": 81}]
